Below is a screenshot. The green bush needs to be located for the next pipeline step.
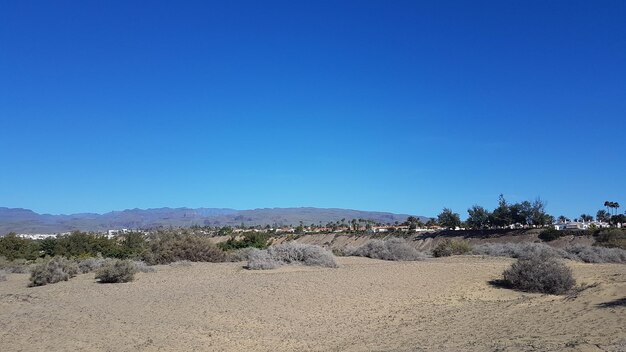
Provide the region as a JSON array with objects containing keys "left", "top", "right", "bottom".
[
  {"left": 502, "top": 255, "right": 575, "bottom": 295},
  {"left": 218, "top": 232, "right": 270, "bottom": 251},
  {"left": 29, "top": 257, "right": 79, "bottom": 287},
  {"left": 0, "top": 233, "right": 41, "bottom": 260},
  {"left": 538, "top": 228, "right": 562, "bottom": 242},
  {"left": 432, "top": 239, "right": 472, "bottom": 257},
  {"left": 95, "top": 259, "right": 137, "bottom": 283},
  {"left": 595, "top": 228, "right": 626, "bottom": 250},
  {"left": 143, "top": 232, "right": 226, "bottom": 264}
]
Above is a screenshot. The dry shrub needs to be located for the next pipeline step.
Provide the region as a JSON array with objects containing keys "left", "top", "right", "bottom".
[
  {"left": 134, "top": 260, "right": 157, "bottom": 273},
  {"left": 502, "top": 255, "right": 575, "bottom": 295},
  {"left": 432, "top": 239, "right": 472, "bottom": 257},
  {"left": 29, "top": 257, "right": 79, "bottom": 287},
  {"left": 144, "top": 233, "right": 226, "bottom": 264},
  {"left": 472, "top": 242, "right": 568, "bottom": 260},
  {"left": 247, "top": 243, "right": 338, "bottom": 270},
  {"left": 345, "top": 238, "right": 426, "bottom": 261},
  {"left": 472, "top": 242, "right": 626, "bottom": 264},
  {"left": 95, "top": 259, "right": 137, "bottom": 283},
  {"left": 564, "top": 245, "right": 626, "bottom": 264},
  {"left": 0, "top": 257, "right": 31, "bottom": 273},
  {"left": 78, "top": 255, "right": 107, "bottom": 273},
  {"left": 225, "top": 247, "right": 255, "bottom": 262}
]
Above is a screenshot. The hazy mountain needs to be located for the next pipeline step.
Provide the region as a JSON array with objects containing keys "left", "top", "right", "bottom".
[{"left": 0, "top": 207, "right": 427, "bottom": 234}]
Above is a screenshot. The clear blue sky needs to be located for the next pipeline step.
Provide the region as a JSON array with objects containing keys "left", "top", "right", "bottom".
[{"left": 1, "top": 1, "right": 624, "bottom": 219}]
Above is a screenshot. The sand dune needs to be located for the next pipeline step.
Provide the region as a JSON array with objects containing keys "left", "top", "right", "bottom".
[{"left": 1, "top": 256, "right": 624, "bottom": 351}]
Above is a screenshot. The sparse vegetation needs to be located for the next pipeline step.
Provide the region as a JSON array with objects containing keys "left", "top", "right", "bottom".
[
  {"left": 502, "top": 255, "right": 575, "bottom": 295},
  {"left": 344, "top": 238, "right": 426, "bottom": 261},
  {"left": 432, "top": 239, "right": 472, "bottom": 257},
  {"left": 0, "top": 270, "right": 6, "bottom": 282},
  {"left": 29, "top": 257, "right": 79, "bottom": 287},
  {"left": 247, "top": 243, "right": 338, "bottom": 270},
  {"left": 95, "top": 259, "right": 138, "bottom": 283}
]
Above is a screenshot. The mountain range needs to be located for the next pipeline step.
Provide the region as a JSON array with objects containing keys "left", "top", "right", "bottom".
[{"left": 0, "top": 207, "right": 427, "bottom": 234}]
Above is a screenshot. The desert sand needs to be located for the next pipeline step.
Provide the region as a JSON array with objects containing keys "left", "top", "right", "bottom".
[{"left": 1, "top": 256, "right": 624, "bottom": 352}]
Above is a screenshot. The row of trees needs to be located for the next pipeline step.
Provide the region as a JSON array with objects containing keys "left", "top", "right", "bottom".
[
  {"left": 436, "top": 195, "right": 552, "bottom": 229},
  {"left": 456, "top": 195, "right": 553, "bottom": 230},
  {"left": 436, "top": 196, "right": 624, "bottom": 230}
]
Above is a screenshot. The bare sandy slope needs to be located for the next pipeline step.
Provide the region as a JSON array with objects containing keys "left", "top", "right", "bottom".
[{"left": 1, "top": 257, "right": 624, "bottom": 352}]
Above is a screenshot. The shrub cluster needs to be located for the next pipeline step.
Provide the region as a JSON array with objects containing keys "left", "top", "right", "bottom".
[
  {"left": 143, "top": 232, "right": 225, "bottom": 264},
  {"left": 218, "top": 232, "right": 270, "bottom": 251},
  {"left": 538, "top": 228, "right": 562, "bottom": 242},
  {"left": 565, "top": 245, "right": 626, "bottom": 264},
  {"left": 95, "top": 259, "right": 138, "bottom": 283},
  {"left": 472, "top": 242, "right": 566, "bottom": 260},
  {"left": 502, "top": 255, "right": 575, "bottom": 295},
  {"left": 133, "top": 260, "right": 156, "bottom": 273},
  {"left": 0, "top": 231, "right": 147, "bottom": 261},
  {"left": 0, "top": 257, "right": 31, "bottom": 273},
  {"left": 595, "top": 228, "right": 626, "bottom": 250},
  {"left": 472, "top": 242, "right": 626, "bottom": 264},
  {"left": 29, "top": 257, "right": 79, "bottom": 287},
  {"left": 344, "top": 238, "right": 426, "bottom": 261},
  {"left": 247, "top": 243, "right": 338, "bottom": 270},
  {"left": 77, "top": 255, "right": 107, "bottom": 273},
  {"left": 432, "top": 239, "right": 472, "bottom": 257}
]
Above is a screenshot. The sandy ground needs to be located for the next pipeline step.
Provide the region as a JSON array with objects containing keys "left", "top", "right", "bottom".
[{"left": 0, "top": 256, "right": 624, "bottom": 352}]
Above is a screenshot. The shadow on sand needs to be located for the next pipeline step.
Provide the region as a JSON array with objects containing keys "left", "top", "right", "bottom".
[{"left": 597, "top": 297, "right": 626, "bottom": 308}]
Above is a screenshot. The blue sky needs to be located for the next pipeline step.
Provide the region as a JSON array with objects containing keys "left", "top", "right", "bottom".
[{"left": 1, "top": 1, "right": 624, "bottom": 219}]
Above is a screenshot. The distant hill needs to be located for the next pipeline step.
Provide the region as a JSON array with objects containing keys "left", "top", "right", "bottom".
[{"left": 0, "top": 207, "right": 428, "bottom": 234}]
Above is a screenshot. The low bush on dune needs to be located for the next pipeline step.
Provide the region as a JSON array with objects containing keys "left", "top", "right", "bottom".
[
  {"left": 77, "top": 255, "right": 107, "bottom": 274},
  {"left": 0, "top": 257, "right": 31, "bottom": 273},
  {"left": 345, "top": 238, "right": 427, "bottom": 261},
  {"left": 595, "top": 228, "right": 626, "bottom": 250},
  {"left": 432, "top": 239, "right": 472, "bottom": 257},
  {"left": 502, "top": 254, "right": 575, "bottom": 295},
  {"left": 133, "top": 260, "right": 156, "bottom": 273},
  {"left": 143, "top": 232, "right": 226, "bottom": 264},
  {"left": 538, "top": 228, "right": 562, "bottom": 242},
  {"left": 29, "top": 257, "right": 79, "bottom": 287},
  {"left": 472, "top": 242, "right": 567, "bottom": 260},
  {"left": 246, "top": 243, "right": 338, "bottom": 270},
  {"left": 564, "top": 245, "right": 626, "bottom": 264},
  {"left": 95, "top": 259, "right": 137, "bottom": 283},
  {"left": 472, "top": 242, "right": 626, "bottom": 264}
]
